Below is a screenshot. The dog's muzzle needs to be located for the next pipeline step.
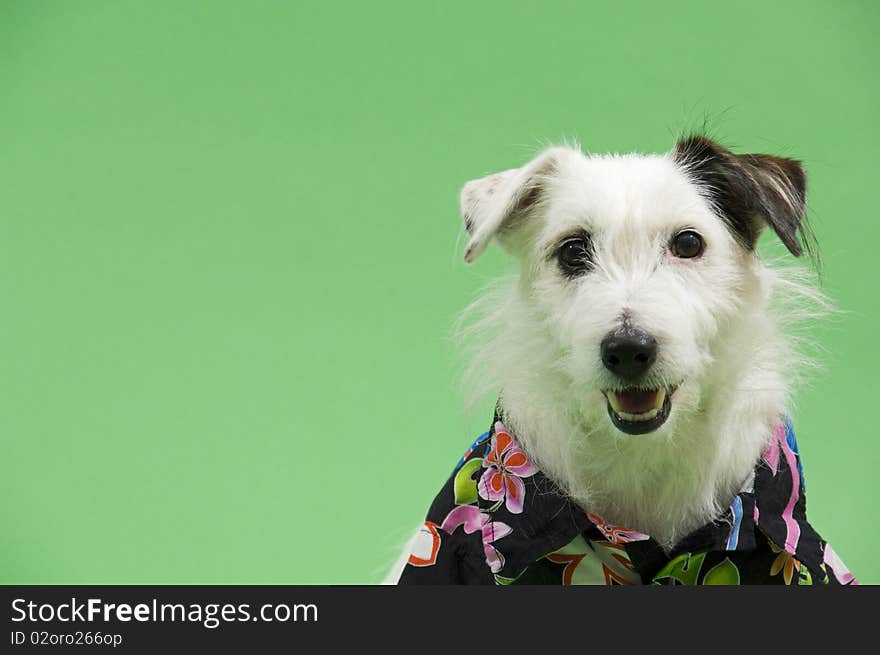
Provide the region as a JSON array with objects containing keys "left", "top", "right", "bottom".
[{"left": 600, "top": 327, "right": 674, "bottom": 434}]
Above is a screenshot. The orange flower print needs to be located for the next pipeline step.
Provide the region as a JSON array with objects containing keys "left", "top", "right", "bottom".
[
  {"left": 477, "top": 422, "right": 537, "bottom": 514},
  {"left": 587, "top": 512, "right": 650, "bottom": 544},
  {"left": 769, "top": 543, "right": 801, "bottom": 585},
  {"left": 546, "top": 535, "right": 641, "bottom": 585}
]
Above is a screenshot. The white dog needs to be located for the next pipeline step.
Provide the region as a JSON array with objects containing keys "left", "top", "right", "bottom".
[{"left": 387, "top": 136, "right": 856, "bottom": 585}]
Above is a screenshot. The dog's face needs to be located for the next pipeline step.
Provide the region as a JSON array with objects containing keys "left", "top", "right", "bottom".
[{"left": 461, "top": 137, "right": 808, "bottom": 438}]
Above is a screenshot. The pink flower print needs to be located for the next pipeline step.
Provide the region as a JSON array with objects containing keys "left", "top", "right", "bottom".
[
  {"left": 478, "top": 422, "right": 537, "bottom": 514},
  {"left": 481, "top": 518, "right": 513, "bottom": 573},
  {"left": 441, "top": 504, "right": 513, "bottom": 573},
  {"left": 586, "top": 512, "right": 651, "bottom": 544}
]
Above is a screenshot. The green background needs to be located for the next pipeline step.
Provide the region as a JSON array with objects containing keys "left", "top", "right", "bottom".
[{"left": 1, "top": 1, "right": 876, "bottom": 584}]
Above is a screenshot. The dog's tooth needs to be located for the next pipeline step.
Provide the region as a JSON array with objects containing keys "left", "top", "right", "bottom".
[
  {"left": 607, "top": 388, "right": 669, "bottom": 423},
  {"left": 654, "top": 388, "right": 666, "bottom": 410},
  {"left": 607, "top": 393, "right": 623, "bottom": 413},
  {"left": 617, "top": 407, "right": 659, "bottom": 422}
]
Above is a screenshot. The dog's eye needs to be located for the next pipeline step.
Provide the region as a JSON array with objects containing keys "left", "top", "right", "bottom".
[
  {"left": 671, "top": 230, "right": 704, "bottom": 259},
  {"left": 557, "top": 237, "right": 594, "bottom": 275}
]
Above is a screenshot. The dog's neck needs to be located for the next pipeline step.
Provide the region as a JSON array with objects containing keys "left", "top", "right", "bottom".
[{"left": 483, "top": 271, "right": 794, "bottom": 550}]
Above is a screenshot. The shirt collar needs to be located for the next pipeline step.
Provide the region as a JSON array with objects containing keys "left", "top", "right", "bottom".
[{"left": 475, "top": 410, "right": 824, "bottom": 582}]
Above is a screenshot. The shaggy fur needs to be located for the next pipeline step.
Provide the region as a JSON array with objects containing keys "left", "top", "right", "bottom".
[{"left": 385, "top": 136, "right": 826, "bottom": 583}]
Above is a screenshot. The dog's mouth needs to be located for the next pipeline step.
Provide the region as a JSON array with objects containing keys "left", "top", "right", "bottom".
[{"left": 603, "top": 387, "right": 675, "bottom": 435}]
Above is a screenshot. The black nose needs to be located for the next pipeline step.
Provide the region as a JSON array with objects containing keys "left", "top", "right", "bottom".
[{"left": 601, "top": 329, "right": 658, "bottom": 380}]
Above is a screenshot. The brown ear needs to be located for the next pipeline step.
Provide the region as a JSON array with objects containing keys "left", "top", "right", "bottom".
[
  {"left": 672, "top": 135, "right": 810, "bottom": 257},
  {"left": 460, "top": 147, "right": 572, "bottom": 262}
]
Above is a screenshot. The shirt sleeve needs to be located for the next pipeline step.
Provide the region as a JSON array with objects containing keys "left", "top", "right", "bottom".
[{"left": 397, "top": 436, "right": 495, "bottom": 585}]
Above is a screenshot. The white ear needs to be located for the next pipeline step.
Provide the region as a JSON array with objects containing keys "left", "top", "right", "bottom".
[{"left": 460, "top": 147, "right": 571, "bottom": 262}]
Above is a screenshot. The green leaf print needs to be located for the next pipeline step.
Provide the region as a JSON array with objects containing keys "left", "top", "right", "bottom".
[
  {"left": 702, "top": 558, "right": 741, "bottom": 585},
  {"left": 453, "top": 458, "right": 483, "bottom": 505},
  {"left": 652, "top": 552, "right": 706, "bottom": 585}
]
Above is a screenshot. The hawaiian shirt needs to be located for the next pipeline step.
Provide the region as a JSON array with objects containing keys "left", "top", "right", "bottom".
[{"left": 398, "top": 412, "right": 857, "bottom": 585}]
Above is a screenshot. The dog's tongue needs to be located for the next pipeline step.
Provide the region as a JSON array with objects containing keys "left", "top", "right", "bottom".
[{"left": 612, "top": 388, "right": 662, "bottom": 414}]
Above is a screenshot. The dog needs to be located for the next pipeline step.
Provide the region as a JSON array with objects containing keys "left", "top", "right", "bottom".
[{"left": 386, "top": 135, "right": 856, "bottom": 585}]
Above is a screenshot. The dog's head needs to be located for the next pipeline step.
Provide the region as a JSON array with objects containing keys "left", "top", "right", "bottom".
[{"left": 460, "top": 137, "right": 810, "bottom": 438}]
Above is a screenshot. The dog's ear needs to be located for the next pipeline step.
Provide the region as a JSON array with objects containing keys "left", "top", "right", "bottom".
[
  {"left": 460, "top": 147, "right": 570, "bottom": 262},
  {"left": 673, "top": 135, "right": 809, "bottom": 257}
]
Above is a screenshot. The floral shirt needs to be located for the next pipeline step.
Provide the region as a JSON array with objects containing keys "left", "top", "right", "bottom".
[{"left": 398, "top": 413, "right": 857, "bottom": 585}]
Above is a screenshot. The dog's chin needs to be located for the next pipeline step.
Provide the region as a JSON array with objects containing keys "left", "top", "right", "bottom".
[{"left": 602, "top": 386, "right": 678, "bottom": 436}]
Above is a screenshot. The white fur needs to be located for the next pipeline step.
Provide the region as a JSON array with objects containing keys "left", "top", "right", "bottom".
[{"left": 385, "top": 143, "right": 826, "bottom": 583}]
